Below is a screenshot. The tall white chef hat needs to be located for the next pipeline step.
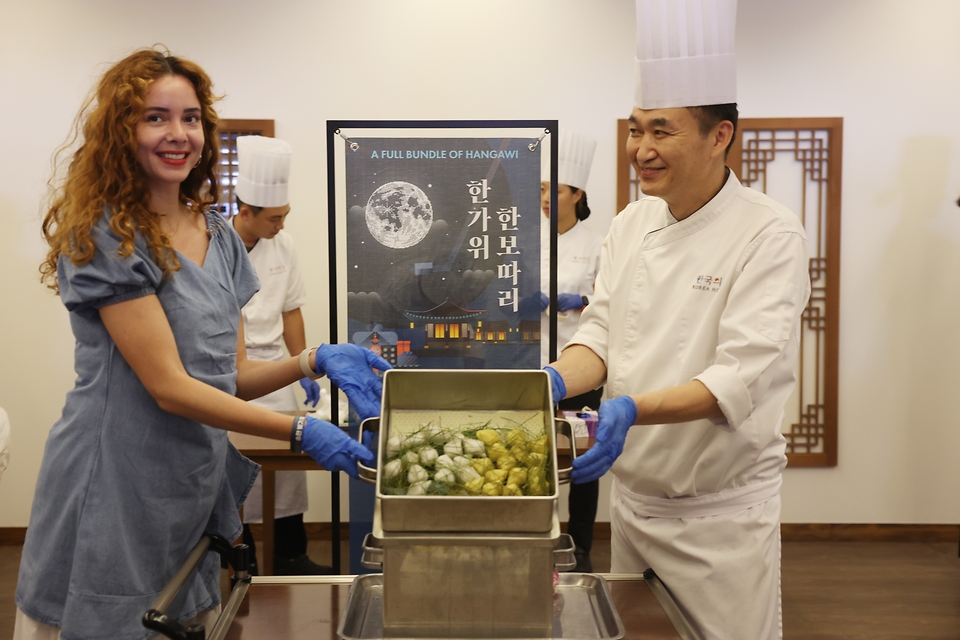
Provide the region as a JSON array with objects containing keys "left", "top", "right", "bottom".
[
  {"left": 542, "top": 129, "right": 597, "bottom": 190},
  {"left": 235, "top": 136, "right": 292, "bottom": 208},
  {"left": 634, "top": 0, "right": 738, "bottom": 109}
]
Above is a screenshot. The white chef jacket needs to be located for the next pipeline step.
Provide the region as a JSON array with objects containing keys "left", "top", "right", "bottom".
[
  {"left": 239, "top": 229, "right": 309, "bottom": 522},
  {"left": 569, "top": 171, "right": 810, "bottom": 500},
  {"left": 570, "top": 172, "right": 807, "bottom": 639},
  {"left": 242, "top": 230, "right": 307, "bottom": 362},
  {"left": 540, "top": 220, "right": 604, "bottom": 367}
]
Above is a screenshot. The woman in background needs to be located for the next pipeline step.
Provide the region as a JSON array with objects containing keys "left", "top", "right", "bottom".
[{"left": 15, "top": 48, "right": 388, "bottom": 640}]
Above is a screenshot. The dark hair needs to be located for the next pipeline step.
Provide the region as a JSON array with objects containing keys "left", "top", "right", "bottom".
[
  {"left": 572, "top": 187, "right": 591, "bottom": 221},
  {"left": 687, "top": 103, "right": 738, "bottom": 158},
  {"left": 235, "top": 195, "right": 262, "bottom": 215}
]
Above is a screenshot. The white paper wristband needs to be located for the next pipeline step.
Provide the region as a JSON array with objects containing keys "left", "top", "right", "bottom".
[{"left": 299, "top": 348, "right": 321, "bottom": 380}]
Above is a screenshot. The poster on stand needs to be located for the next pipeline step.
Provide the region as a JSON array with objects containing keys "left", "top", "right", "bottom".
[{"left": 327, "top": 121, "right": 558, "bottom": 373}]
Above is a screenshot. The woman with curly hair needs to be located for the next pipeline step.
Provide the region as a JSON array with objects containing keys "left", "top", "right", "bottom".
[{"left": 15, "top": 48, "right": 389, "bottom": 640}]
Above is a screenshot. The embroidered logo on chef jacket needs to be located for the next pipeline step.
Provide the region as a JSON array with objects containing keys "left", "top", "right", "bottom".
[
  {"left": 268, "top": 264, "right": 287, "bottom": 276},
  {"left": 692, "top": 275, "right": 722, "bottom": 292}
]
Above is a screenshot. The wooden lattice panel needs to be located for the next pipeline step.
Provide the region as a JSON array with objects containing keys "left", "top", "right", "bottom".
[
  {"left": 615, "top": 116, "right": 842, "bottom": 467},
  {"left": 730, "top": 119, "right": 842, "bottom": 466}
]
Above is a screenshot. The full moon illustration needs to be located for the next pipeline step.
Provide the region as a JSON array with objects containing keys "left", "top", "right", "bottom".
[{"left": 364, "top": 181, "right": 433, "bottom": 249}]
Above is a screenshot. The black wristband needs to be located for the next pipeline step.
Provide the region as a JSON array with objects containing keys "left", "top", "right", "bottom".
[
  {"left": 581, "top": 295, "right": 589, "bottom": 308},
  {"left": 290, "top": 416, "right": 305, "bottom": 453}
]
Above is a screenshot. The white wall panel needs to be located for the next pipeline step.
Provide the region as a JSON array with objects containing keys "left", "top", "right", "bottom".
[{"left": 1, "top": 0, "right": 958, "bottom": 527}]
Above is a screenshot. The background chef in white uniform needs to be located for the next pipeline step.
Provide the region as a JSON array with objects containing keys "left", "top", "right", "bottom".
[
  {"left": 539, "top": 129, "right": 604, "bottom": 572},
  {"left": 545, "top": 0, "right": 811, "bottom": 637},
  {"left": 231, "top": 135, "right": 330, "bottom": 575}
]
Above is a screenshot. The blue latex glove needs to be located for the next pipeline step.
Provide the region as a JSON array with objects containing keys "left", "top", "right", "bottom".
[
  {"left": 299, "top": 377, "right": 321, "bottom": 407},
  {"left": 539, "top": 291, "right": 550, "bottom": 312},
  {"left": 362, "top": 430, "right": 379, "bottom": 467},
  {"left": 313, "top": 344, "right": 392, "bottom": 421},
  {"left": 543, "top": 366, "right": 566, "bottom": 405},
  {"left": 301, "top": 416, "right": 375, "bottom": 478},
  {"left": 518, "top": 291, "right": 549, "bottom": 317},
  {"left": 570, "top": 395, "right": 638, "bottom": 484},
  {"left": 556, "top": 293, "right": 584, "bottom": 312}
]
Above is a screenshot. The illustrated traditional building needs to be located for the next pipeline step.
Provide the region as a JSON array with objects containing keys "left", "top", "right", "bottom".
[
  {"left": 519, "top": 319, "right": 540, "bottom": 344},
  {"left": 403, "top": 299, "right": 484, "bottom": 351},
  {"left": 352, "top": 326, "right": 409, "bottom": 367}
]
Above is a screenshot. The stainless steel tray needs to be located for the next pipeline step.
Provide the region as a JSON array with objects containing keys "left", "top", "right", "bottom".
[
  {"left": 357, "top": 369, "right": 573, "bottom": 534},
  {"left": 337, "top": 573, "right": 625, "bottom": 640}
]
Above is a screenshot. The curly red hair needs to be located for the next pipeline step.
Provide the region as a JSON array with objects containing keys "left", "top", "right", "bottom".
[{"left": 40, "top": 47, "right": 222, "bottom": 292}]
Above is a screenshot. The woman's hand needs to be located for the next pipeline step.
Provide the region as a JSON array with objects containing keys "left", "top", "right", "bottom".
[{"left": 301, "top": 417, "right": 375, "bottom": 477}]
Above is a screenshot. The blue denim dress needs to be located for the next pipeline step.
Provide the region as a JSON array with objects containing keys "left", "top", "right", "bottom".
[{"left": 16, "top": 210, "right": 261, "bottom": 640}]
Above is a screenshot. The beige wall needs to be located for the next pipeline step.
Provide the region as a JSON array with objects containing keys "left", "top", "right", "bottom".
[{"left": 1, "top": 0, "right": 958, "bottom": 527}]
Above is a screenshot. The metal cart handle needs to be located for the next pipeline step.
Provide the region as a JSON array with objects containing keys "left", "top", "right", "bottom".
[{"left": 142, "top": 535, "right": 252, "bottom": 640}]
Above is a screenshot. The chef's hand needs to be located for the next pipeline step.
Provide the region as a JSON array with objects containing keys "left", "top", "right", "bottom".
[
  {"left": 313, "top": 344, "right": 392, "bottom": 421},
  {"left": 571, "top": 395, "right": 638, "bottom": 484},
  {"left": 518, "top": 292, "right": 550, "bottom": 317},
  {"left": 301, "top": 417, "right": 375, "bottom": 478},
  {"left": 556, "top": 293, "right": 585, "bottom": 312},
  {"left": 543, "top": 366, "right": 566, "bottom": 405},
  {"left": 299, "top": 377, "right": 321, "bottom": 407}
]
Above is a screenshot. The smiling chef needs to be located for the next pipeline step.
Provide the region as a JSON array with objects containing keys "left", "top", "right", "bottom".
[{"left": 544, "top": 0, "right": 811, "bottom": 637}]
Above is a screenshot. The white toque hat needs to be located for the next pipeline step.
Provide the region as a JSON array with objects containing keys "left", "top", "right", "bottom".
[
  {"left": 542, "top": 130, "right": 597, "bottom": 190},
  {"left": 235, "top": 136, "right": 292, "bottom": 208},
  {"left": 634, "top": 0, "right": 738, "bottom": 109}
]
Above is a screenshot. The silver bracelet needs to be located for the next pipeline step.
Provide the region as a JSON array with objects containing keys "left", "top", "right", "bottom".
[
  {"left": 290, "top": 416, "right": 306, "bottom": 453},
  {"left": 299, "top": 347, "right": 321, "bottom": 380}
]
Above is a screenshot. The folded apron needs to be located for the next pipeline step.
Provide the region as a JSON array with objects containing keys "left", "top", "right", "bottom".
[{"left": 610, "top": 476, "right": 783, "bottom": 640}]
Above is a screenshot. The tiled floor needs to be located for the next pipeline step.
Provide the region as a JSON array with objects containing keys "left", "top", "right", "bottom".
[{"left": 3, "top": 539, "right": 959, "bottom": 638}]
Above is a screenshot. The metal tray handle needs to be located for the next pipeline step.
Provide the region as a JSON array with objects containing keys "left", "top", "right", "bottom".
[
  {"left": 554, "top": 533, "right": 577, "bottom": 571},
  {"left": 356, "top": 417, "right": 380, "bottom": 484},
  {"left": 360, "top": 532, "right": 384, "bottom": 569},
  {"left": 359, "top": 533, "right": 577, "bottom": 572},
  {"left": 554, "top": 418, "right": 577, "bottom": 485}
]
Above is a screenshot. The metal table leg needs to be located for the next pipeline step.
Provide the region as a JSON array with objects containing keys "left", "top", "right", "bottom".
[
  {"left": 331, "top": 471, "right": 341, "bottom": 573},
  {"left": 262, "top": 469, "right": 276, "bottom": 576}
]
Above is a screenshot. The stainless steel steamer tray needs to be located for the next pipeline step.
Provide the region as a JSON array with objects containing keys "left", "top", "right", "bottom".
[
  {"left": 338, "top": 573, "right": 625, "bottom": 640},
  {"left": 359, "top": 369, "right": 565, "bottom": 534}
]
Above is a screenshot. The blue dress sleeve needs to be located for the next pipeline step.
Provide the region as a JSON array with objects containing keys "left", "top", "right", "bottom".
[{"left": 58, "top": 212, "right": 162, "bottom": 312}]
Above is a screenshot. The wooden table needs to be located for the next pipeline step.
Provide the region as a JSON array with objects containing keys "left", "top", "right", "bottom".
[
  {"left": 229, "top": 432, "right": 340, "bottom": 576},
  {"left": 221, "top": 573, "right": 695, "bottom": 639}
]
